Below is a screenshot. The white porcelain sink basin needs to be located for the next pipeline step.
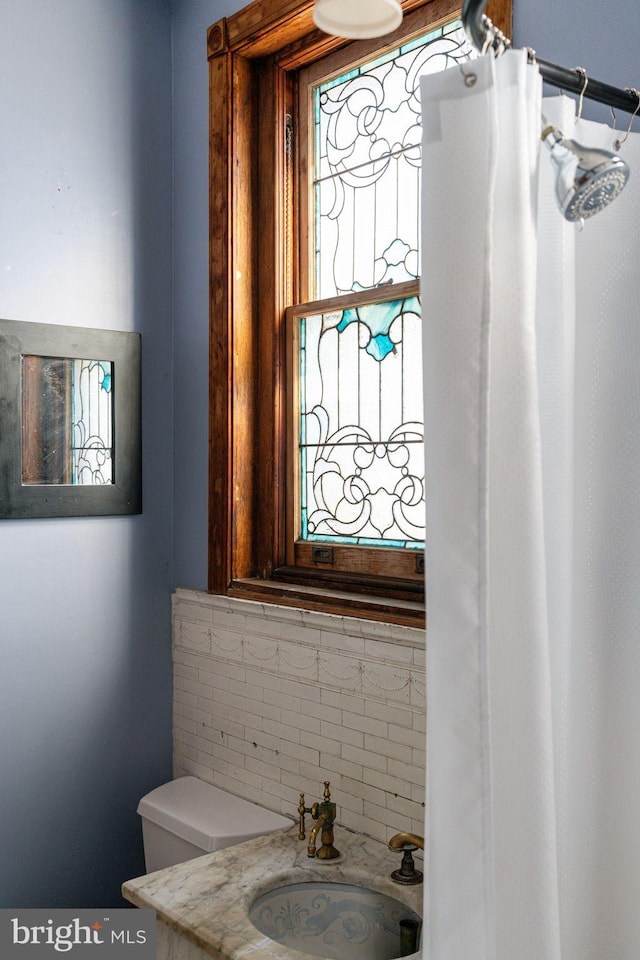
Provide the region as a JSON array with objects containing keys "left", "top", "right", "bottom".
[{"left": 249, "top": 880, "right": 421, "bottom": 960}]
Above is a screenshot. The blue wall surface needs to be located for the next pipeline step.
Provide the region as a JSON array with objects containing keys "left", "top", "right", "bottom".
[
  {"left": 515, "top": 0, "right": 640, "bottom": 123},
  {"left": 0, "top": 0, "right": 173, "bottom": 907}
]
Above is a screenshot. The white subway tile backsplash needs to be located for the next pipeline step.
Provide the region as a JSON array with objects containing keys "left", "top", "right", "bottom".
[
  {"left": 280, "top": 708, "right": 321, "bottom": 735},
  {"left": 174, "top": 650, "right": 215, "bottom": 672},
  {"left": 341, "top": 776, "right": 387, "bottom": 808},
  {"left": 245, "top": 668, "right": 282, "bottom": 692},
  {"left": 320, "top": 719, "right": 363, "bottom": 749},
  {"left": 282, "top": 768, "right": 330, "bottom": 798},
  {"left": 243, "top": 727, "right": 280, "bottom": 753},
  {"left": 362, "top": 766, "right": 413, "bottom": 799},
  {"left": 341, "top": 742, "right": 387, "bottom": 774},
  {"left": 263, "top": 718, "right": 301, "bottom": 744},
  {"left": 363, "top": 799, "right": 394, "bottom": 826},
  {"left": 281, "top": 678, "right": 322, "bottom": 703},
  {"left": 279, "top": 740, "right": 319, "bottom": 765},
  {"left": 342, "top": 710, "right": 388, "bottom": 738},
  {"left": 174, "top": 686, "right": 198, "bottom": 709},
  {"left": 242, "top": 636, "right": 279, "bottom": 669},
  {"left": 410, "top": 674, "right": 426, "bottom": 709},
  {"left": 226, "top": 704, "right": 264, "bottom": 731},
  {"left": 262, "top": 692, "right": 291, "bottom": 718},
  {"left": 364, "top": 637, "right": 415, "bottom": 665},
  {"left": 172, "top": 589, "right": 425, "bottom": 846},
  {"left": 179, "top": 757, "right": 215, "bottom": 781},
  {"left": 361, "top": 662, "right": 412, "bottom": 704},
  {"left": 174, "top": 714, "right": 199, "bottom": 737},
  {"left": 388, "top": 723, "right": 426, "bottom": 750},
  {"left": 210, "top": 629, "right": 244, "bottom": 661},
  {"left": 268, "top": 621, "right": 323, "bottom": 648},
  {"left": 385, "top": 791, "right": 423, "bottom": 821},
  {"left": 278, "top": 642, "right": 319, "bottom": 680},
  {"left": 180, "top": 620, "right": 212, "bottom": 654},
  {"left": 321, "top": 688, "right": 365, "bottom": 715},
  {"left": 273, "top": 752, "right": 301, "bottom": 777},
  {"left": 364, "top": 700, "right": 413, "bottom": 726},
  {"left": 412, "top": 645, "right": 426, "bottom": 669},
  {"left": 177, "top": 743, "right": 199, "bottom": 764},
  {"left": 335, "top": 791, "right": 365, "bottom": 817},
  {"left": 340, "top": 809, "right": 388, "bottom": 844},
  {"left": 365, "top": 733, "right": 412, "bottom": 764},
  {"left": 412, "top": 711, "right": 426, "bottom": 734},
  {"left": 318, "top": 653, "right": 362, "bottom": 692},
  {"left": 302, "top": 699, "right": 342, "bottom": 725},
  {"left": 245, "top": 755, "right": 283, "bottom": 781},
  {"left": 300, "top": 729, "right": 342, "bottom": 758},
  {"left": 322, "top": 754, "right": 364, "bottom": 782},
  {"left": 174, "top": 662, "right": 199, "bottom": 681},
  {"left": 319, "top": 629, "right": 366, "bottom": 655},
  {"left": 213, "top": 775, "right": 265, "bottom": 809}
]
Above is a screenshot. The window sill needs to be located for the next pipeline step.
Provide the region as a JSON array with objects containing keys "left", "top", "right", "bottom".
[{"left": 228, "top": 578, "right": 425, "bottom": 629}]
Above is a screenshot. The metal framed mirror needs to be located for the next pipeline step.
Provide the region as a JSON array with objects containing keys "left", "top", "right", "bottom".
[{"left": 0, "top": 318, "right": 141, "bottom": 518}]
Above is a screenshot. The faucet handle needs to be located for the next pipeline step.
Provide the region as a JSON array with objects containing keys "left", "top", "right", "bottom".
[
  {"left": 298, "top": 792, "right": 321, "bottom": 839},
  {"left": 299, "top": 783, "right": 338, "bottom": 850},
  {"left": 388, "top": 832, "right": 424, "bottom": 851},
  {"left": 298, "top": 793, "right": 308, "bottom": 839},
  {"left": 388, "top": 832, "right": 424, "bottom": 885}
]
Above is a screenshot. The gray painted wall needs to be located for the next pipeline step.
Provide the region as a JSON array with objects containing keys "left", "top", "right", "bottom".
[
  {"left": 515, "top": 0, "right": 640, "bottom": 123},
  {"left": 0, "top": 0, "right": 173, "bottom": 907}
]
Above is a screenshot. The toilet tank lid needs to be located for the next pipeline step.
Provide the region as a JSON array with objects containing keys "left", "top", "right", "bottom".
[{"left": 137, "top": 777, "right": 291, "bottom": 852}]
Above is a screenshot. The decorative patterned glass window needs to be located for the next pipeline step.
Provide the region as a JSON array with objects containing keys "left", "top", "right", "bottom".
[
  {"left": 311, "top": 21, "right": 473, "bottom": 299},
  {"left": 292, "top": 288, "right": 423, "bottom": 550},
  {"left": 206, "top": 0, "right": 510, "bottom": 623},
  {"left": 286, "top": 20, "right": 475, "bottom": 584}
]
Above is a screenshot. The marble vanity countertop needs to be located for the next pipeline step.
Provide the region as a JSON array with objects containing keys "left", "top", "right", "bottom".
[{"left": 122, "top": 824, "right": 424, "bottom": 960}]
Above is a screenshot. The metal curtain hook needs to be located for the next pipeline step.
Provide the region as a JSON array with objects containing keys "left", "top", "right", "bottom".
[
  {"left": 491, "top": 25, "right": 510, "bottom": 58},
  {"left": 615, "top": 88, "right": 640, "bottom": 149},
  {"left": 460, "top": 63, "right": 477, "bottom": 87},
  {"left": 574, "top": 67, "right": 588, "bottom": 121}
]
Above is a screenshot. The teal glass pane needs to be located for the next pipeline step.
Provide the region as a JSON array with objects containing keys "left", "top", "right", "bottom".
[
  {"left": 312, "top": 20, "right": 474, "bottom": 298},
  {"left": 298, "top": 298, "right": 424, "bottom": 547}
]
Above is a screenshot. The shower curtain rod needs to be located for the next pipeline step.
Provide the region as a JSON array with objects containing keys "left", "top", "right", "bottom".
[{"left": 462, "top": 0, "right": 640, "bottom": 115}]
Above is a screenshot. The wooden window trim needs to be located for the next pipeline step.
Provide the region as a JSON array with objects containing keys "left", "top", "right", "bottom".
[{"left": 207, "top": 0, "right": 511, "bottom": 627}]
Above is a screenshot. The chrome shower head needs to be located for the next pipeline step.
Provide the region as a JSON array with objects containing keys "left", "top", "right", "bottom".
[{"left": 541, "top": 124, "right": 630, "bottom": 221}]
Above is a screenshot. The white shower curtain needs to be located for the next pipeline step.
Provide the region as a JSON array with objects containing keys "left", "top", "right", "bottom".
[{"left": 421, "top": 49, "right": 640, "bottom": 960}]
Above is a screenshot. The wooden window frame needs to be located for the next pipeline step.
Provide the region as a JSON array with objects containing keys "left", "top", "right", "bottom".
[
  {"left": 207, "top": 0, "right": 510, "bottom": 627},
  {"left": 283, "top": 281, "right": 424, "bottom": 588}
]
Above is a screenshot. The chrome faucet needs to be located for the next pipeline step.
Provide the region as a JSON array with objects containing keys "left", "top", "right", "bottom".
[
  {"left": 298, "top": 781, "right": 340, "bottom": 860},
  {"left": 388, "top": 832, "right": 424, "bottom": 884}
]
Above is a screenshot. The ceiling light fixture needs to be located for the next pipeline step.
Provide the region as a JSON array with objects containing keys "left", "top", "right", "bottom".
[{"left": 313, "top": 0, "right": 403, "bottom": 39}]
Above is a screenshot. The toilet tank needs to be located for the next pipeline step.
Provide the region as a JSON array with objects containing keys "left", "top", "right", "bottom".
[{"left": 137, "top": 777, "right": 291, "bottom": 873}]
